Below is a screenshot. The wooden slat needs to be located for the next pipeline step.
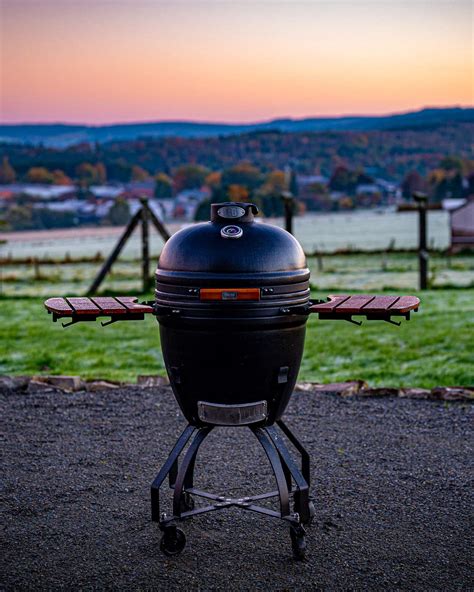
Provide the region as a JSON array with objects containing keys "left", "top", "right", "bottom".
[
  {"left": 44, "top": 297, "right": 74, "bottom": 316},
  {"left": 66, "top": 297, "right": 101, "bottom": 315},
  {"left": 388, "top": 296, "right": 420, "bottom": 313},
  {"left": 309, "top": 293, "right": 420, "bottom": 317},
  {"left": 335, "top": 294, "right": 376, "bottom": 313},
  {"left": 359, "top": 295, "right": 400, "bottom": 312},
  {"left": 309, "top": 294, "right": 350, "bottom": 313},
  {"left": 91, "top": 297, "right": 127, "bottom": 314},
  {"left": 115, "top": 297, "right": 154, "bottom": 314}
]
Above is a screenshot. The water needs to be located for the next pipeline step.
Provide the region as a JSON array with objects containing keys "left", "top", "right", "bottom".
[{"left": 1, "top": 210, "right": 450, "bottom": 259}]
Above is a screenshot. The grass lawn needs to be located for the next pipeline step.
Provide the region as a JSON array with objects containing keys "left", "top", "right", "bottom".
[{"left": 1, "top": 289, "right": 472, "bottom": 387}]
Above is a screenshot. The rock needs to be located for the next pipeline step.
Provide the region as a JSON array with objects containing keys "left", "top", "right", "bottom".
[
  {"left": 27, "top": 380, "right": 56, "bottom": 394},
  {"left": 0, "top": 376, "right": 31, "bottom": 392},
  {"left": 358, "top": 387, "right": 400, "bottom": 398},
  {"left": 43, "top": 375, "right": 84, "bottom": 392},
  {"left": 86, "top": 380, "right": 121, "bottom": 392},
  {"left": 301, "top": 380, "right": 367, "bottom": 397},
  {"left": 430, "top": 387, "right": 474, "bottom": 402},
  {"left": 136, "top": 375, "right": 169, "bottom": 387},
  {"left": 294, "top": 382, "right": 316, "bottom": 392},
  {"left": 399, "top": 388, "right": 432, "bottom": 399}
]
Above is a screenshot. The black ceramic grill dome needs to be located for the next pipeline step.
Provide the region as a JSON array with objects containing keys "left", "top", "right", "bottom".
[{"left": 155, "top": 202, "right": 310, "bottom": 427}]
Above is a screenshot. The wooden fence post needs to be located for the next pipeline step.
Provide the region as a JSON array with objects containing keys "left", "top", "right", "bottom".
[{"left": 413, "top": 192, "right": 428, "bottom": 290}]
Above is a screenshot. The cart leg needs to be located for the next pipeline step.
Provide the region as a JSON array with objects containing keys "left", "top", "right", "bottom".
[
  {"left": 150, "top": 425, "right": 196, "bottom": 523},
  {"left": 252, "top": 427, "right": 291, "bottom": 518},
  {"left": 265, "top": 425, "right": 311, "bottom": 525},
  {"left": 172, "top": 427, "right": 213, "bottom": 517}
]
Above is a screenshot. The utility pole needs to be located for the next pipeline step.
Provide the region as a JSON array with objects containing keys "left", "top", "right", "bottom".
[{"left": 413, "top": 192, "right": 428, "bottom": 290}]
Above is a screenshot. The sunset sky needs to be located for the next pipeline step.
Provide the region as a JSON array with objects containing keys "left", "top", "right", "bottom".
[{"left": 1, "top": 0, "right": 472, "bottom": 124}]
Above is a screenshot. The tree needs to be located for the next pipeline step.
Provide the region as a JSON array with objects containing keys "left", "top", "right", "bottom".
[
  {"left": 51, "top": 169, "right": 73, "bottom": 185},
  {"left": 26, "top": 167, "right": 54, "bottom": 184},
  {"left": 439, "top": 156, "right": 463, "bottom": 173},
  {"left": 154, "top": 173, "right": 173, "bottom": 198},
  {"left": 76, "top": 162, "right": 98, "bottom": 187},
  {"left": 96, "top": 162, "right": 107, "bottom": 184},
  {"left": 259, "top": 170, "right": 287, "bottom": 196},
  {"left": 204, "top": 171, "right": 222, "bottom": 192},
  {"left": 107, "top": 197, "right": 131, "bottom": 226},
  {"left": 227, "top": 184, "right": 249, "bottom": 202},
  {"left": 131, "top": 165, "right": 149, "bottom": 182},
  {"left": 0, "top": 156, "right": 16, "bottom": 183},
  {"left": 76, "top": 162, "right": 107, "bottom": 187},
  {"left": 173, "top": 164, "right": 209, "bottom": 193},
  {"left": 221, "top": 163, "right": 261, "bottom": 192},
  {"left": 329, "top": 166, "right": 358, "bottom": 192},
  {"left": 401, "top": 170, "right": 425, "bottom": 199},
  {"left": 5, "top": 205, "right": 34, "bottom": 230}
]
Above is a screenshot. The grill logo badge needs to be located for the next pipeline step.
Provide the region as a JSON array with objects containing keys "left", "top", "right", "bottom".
[
  {"left": 217, "top": 206, "right": 245, "bottom": 219},
  {"left": 221, "top": 225, "right": 243, "bottom": 239}
]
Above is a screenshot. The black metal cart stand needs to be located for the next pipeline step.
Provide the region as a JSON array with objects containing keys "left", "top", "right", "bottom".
[{"left": 151, "top": 420, "right": 315, "bottom": 560}]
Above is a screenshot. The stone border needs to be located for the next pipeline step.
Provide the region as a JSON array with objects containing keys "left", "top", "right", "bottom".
[
  {"left": 295, "top": 381, "right": 473, "bottom": 402},
  {"left": 0, "top": 375, "right": 472, "bottom": 402}
]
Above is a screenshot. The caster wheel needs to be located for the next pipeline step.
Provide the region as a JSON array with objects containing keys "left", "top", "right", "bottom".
[
  {"left": 160, "top": 526, "right": 186, "bottom": 557},
  {"left": 179, "top": 492, "right": 195, "bottom": 513},
  {"left": 290, "top": 524, "right": 307, "bottom": 561},
  {"left": 293, "top": 500, "right": 316, "bottom": 526}
]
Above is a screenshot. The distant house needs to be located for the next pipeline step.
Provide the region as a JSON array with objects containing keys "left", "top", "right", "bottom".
[
  {"left": 124, "top": 181, "right": 155, "bottom": 199},
  {"left": 297, "top": 175, "right": 328, "bottom": 187},
  {"left": 448, "top": 197, "right": 474, "bottom": 252},
  {"left": 89, "top": 185, "right": 125, "bottom": 199},
  {"left": 0, "top": 183, "right": 75, "bottom": 200}
]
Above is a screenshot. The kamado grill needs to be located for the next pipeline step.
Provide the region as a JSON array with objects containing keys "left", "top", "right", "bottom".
[{"left": 45, "top": 202, "right": 420, "bottom": 560}]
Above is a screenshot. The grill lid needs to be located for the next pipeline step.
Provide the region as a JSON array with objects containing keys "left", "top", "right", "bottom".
[{"left": 157, "top": 202, "right": 308, "bottom": 284}]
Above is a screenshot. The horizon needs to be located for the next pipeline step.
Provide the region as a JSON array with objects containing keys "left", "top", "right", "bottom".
[
  {"left": 1, "top": 1, "right": 472, "bottom": 125},
  {"left": 2, "top": 105, "right": 472, "bottom": 128}
]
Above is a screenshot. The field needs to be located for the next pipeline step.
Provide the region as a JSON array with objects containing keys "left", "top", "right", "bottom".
[
  {"left": 1, "top": 211, "right": 473, "bottom": 387},
  {"left": 1, "top": 289, "right": 473, "bottom": 388}
]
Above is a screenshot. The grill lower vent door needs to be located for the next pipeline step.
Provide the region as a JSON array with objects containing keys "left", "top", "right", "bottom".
[{"left": 197, "top": 401, "right": 268, "bottom": 426}]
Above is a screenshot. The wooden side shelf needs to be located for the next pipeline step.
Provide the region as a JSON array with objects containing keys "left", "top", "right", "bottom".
[
  {"left": 44, "top": 296, "right": 154, "bottom": 326},
  {"left": 309, "top": 294, "right": 420, "bottom": 325}
]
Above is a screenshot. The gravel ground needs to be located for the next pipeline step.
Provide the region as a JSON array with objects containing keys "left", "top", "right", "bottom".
[{"left": 1, "top": 385, "right": 473, "bottom": 591}]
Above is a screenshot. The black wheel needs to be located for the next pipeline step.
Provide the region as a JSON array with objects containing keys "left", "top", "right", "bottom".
[
  {"left": 179, "top": 492, "right": 195, "bottom": 513},
  {"left": 160, "top": 526, "right": 186, "bottom": 557},
  {"left": 290, "top": 524, "right": 307, "bottom": 561},
  {"left": 293, "top": 500, "right": 316, "bottom": 526}
]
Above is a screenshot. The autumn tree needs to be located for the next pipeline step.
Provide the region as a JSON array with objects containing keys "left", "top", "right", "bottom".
[
  {"left": 154, "top": 173, "right": 173, "bottom": 198},
  {"left": 96, "top": 162, "right": 107, "bottom": 184},
  {"left": 259, "top": 170, "right": 287, "bottom": 196},
  {"left": 5, "top": 205, "right": 34, "bottom": 230},
  {"left": 173, "top": 164, "right": 209, "bottom": 193},
  {"left": 221, "top": 163, "right": 261, "bottom": 192},
  {"left": 76, "top": 163, "right": 97, "bottom": 187},
  {"left": 227, "top": 184, "right": 249, "bottom": 202},
  {"left": 107, "top": 197, "right": 131, "bottom": 226},
  {"left": 0, "top": 156, "right": 16, "bottom": 183},
  {"left": 51, "top": 169, "right": 73, "bottom": 185},
  {"left": 76, "top": 162, "right": 107, "bottom": 187},
  {"left": 26, "top": 167, "right": 54, "bottom": 184},
  {"left": 131, "top": 165, "right": 149, "bottom": 182},
  {"left": 401, "top": 170, "right": 425, "bottom": 199},
  {"left": 204, "top": 171, "right": 222, "bottom": 192}
]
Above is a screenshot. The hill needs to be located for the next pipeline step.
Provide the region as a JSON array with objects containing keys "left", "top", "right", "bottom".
[{"left": 1, "top": 107, "right": 472, "bottom": 147}]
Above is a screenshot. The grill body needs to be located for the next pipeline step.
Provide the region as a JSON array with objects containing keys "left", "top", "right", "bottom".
[{"left": 155, "top": 202, "right": 310, "bottom": 426}]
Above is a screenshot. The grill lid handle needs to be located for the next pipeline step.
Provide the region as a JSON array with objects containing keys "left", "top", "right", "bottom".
[{"left": 211, "top": 202, "right": 259, "bottom": 223}]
